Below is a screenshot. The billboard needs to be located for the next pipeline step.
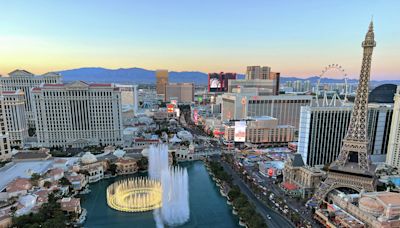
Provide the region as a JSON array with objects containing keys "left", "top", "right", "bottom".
[
  {"left": 167, "top": 104, "right": 175, "bottom": 113},
  {"left": 208, "top": 73, "right": 222, "bottom": 92},
  {"left": 208, "top": 72, "right": 236, "bottom": 92},
  {"left": 234, "top": 121, "right": 246, "bottom": 142},
  {"left": 193, "top": 109, "right": 198, "bottom": 124}
]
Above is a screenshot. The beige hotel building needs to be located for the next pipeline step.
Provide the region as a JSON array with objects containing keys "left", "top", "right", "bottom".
[
  {"left": 221, "top": 93, "right": 312, "bottom": 129},
  {"left": 223, "top": 116, "right": 294, "bottom": 145},
  {"left": 165, "top": 83, "right": 194, "bottom": 103},
  {"left": 0, "top": 70, "right": 62, "bottom": 127},
  {"left": 156, "top": 70, "right": 169, "bottom": 95},
  {"left": 31, "top": 81, "right": 123, "bottom": 148},
  {"left": 0, "top": 92, "right": 11, "bottom": 161},
  {"left": 2, "top": 90, "right": 28, "bottom": 147}
]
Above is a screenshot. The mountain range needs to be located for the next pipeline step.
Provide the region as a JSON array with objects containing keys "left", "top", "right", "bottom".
[{"left": 58, "top": 67, "right": 399, "bottom": 86}]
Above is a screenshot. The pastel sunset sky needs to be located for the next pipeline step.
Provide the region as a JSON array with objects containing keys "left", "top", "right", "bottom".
[{"left": 0, "top": 0, "right": 399, "bottom": 80}]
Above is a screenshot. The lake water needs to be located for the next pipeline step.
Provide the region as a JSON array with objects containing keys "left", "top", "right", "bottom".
[{"left": 81, "top": 161, "right": 239, "bottom": 228}]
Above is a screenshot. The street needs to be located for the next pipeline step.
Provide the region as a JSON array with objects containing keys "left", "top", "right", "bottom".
[{"left": 218, "top": 158, "right": 295, "bottom": 228}]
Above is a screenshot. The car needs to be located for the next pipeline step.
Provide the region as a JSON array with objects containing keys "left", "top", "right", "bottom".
[{"left": 267, "top": 215, "right": 271, "bottom": 220}]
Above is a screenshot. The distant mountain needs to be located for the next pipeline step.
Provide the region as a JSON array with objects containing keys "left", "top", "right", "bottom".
[
  {"left": 58, "top": 67, "right": 245, "bottom": 85},
  {"left": 58, "top": 67, "right": 399, "bottom": 85}
]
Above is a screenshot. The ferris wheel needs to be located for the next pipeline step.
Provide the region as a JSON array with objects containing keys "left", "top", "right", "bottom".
[{"left": 316, "top": 64, "right": 349, "bottom": 106}]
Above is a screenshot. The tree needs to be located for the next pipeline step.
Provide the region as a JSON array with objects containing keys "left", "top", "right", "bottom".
[
  {"left": 322, "top": 163, "right": 331, "bottom": 171},
  {"left": 30, "top": 173, "right": 41, "bottom": 186},
  {"left": 10, "top": 206, "right": 17, "bottom": 216},
  {"left": 43, "top": 181, "right": 52, "bottom": 189},
  {"left": 387, "top": 181, "right": 396, "bottom": 191},
  {"left": 228, "top": 186, "right": 241, "bottom": 200},
  {"left": 59, "top": 177, "right": 71, "bottom": 187},
  {"left": 137, "top": 157, "right": 148, "bottom": 171},
  {"left": 12, "top": 193, "right": 68, "bottom": 228},
  {"left": 108, "top": 163, "right": 117, "bottom": 175}
]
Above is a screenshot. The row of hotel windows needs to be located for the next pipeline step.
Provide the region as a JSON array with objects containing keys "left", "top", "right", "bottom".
[
  {"left": 39, "top": 91, "right": 117, "bottom": 97},
  {"left": 248, "top": 100, "right": 310, "bottom": 104},
  {"left": 0, "top": 78, "right": 59, "bottom": 85}
]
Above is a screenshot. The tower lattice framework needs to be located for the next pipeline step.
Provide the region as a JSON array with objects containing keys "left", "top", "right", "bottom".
[{"left": 313, "top": 21, "right": 377, "bottom": 201}]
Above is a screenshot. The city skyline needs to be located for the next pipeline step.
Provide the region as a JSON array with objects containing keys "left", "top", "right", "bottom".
[{"left": 0, "top": 1, "right": 399, "bottom": 80}]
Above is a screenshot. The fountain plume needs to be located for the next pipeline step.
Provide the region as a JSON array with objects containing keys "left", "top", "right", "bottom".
[{"left": 148, "top": 144, "right": 190, "bottom": 226}]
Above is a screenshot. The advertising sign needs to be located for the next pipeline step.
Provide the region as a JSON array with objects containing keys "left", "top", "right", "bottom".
[
  {"left": 167, "top": 104, "right": 175, "bottom": 113},
  {"left": 193, "top": 109, "right": 198, "bottom": 124},
  {"left": 208, "top": 73, "right": 222, "bottom": 92},
  {"left": 234, "top": 121, "right": 246, "bottom": 142},
  {"left": 208, "top": 73, "right": 236, "bottom": 92}
]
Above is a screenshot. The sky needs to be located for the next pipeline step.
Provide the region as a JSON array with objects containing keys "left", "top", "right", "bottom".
[{"left": 0, "top": 0, "right": 399, "bottom": 80}]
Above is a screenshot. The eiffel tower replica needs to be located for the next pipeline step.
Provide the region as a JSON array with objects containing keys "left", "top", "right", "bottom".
[{"left": 313, "top": 21, "right": 377, "bottom": 201}]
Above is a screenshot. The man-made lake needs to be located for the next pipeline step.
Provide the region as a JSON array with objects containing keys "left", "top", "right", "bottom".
[{"left": 81, "top": 161, "right": 239, "bottom": 227}]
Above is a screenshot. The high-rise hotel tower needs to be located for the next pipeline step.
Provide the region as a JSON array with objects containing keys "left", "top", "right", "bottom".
[
  {"left": 0, "top": 89, "right": 11, "bottom": 161},
  {"left": 0, "top": 70, "right": 61, "bottom": 127},
  {"left": 31, "top": 81, "right": 123, "bottom": 148},
  {"left": 387, "top": 86, "right": 400, "bottom": 168}
]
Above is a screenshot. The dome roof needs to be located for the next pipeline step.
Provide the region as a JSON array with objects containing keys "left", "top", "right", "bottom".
[
  {"left": 81, "top": 152, "right": 97, "bottom": 164},
  {"left": 19, "top": 194, "right": 37, "bottom": 207},
  {"left": 177, "top": 130, "right": 193, "bottom": 142},
  {"left": 113, "top": 149, "right": 126, "bottom": 158},
  {"left": 359, "top": 197, "right": 384, "bottom": 215},
  {"left": 369, "top": 84, "right": 397, "bottom": 103}
]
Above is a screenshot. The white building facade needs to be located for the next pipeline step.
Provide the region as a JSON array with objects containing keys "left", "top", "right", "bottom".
[
  {"left": 2, "top": 90, "right": 28, "bottom": 147},
  {"left": 0, "top": 70, "right": 62, "bottom": 127},
  {"left": 387, "top": 86, "right": 400, "bottom": 168},
  {"left": 0, "top": 92, "right": 11, "bottom": 160},
  {"left": 31, "top": 81, "right": 123, "bottom": 148},
  {"left": 221, "top": 93, "right": 312, "bottom": 129},
  {"left": 298, "top": 103, "right": 393, "bottom": 167}
]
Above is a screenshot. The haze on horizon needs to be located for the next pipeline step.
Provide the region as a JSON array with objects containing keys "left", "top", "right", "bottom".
[{"left": 0, "top": 0, "right": 399, "bottom": 80}]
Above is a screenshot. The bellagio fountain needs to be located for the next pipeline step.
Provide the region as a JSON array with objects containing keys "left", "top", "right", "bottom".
[{"left": 106, "top": 144, "right": 189, "bottom": 227}]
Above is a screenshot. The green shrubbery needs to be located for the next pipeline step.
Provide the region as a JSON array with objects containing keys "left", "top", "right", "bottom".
[
  {"left": 229, "top": 186, "right": 268, "bottom": 228},
  {"left": 208, "top": 161, "right": 268, "bottom": 228},
  {"left": 12, "top": 194, "right": 68, "bottom": 228}
]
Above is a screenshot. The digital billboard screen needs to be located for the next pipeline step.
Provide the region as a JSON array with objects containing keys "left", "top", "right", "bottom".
[
  {"left": 193, "top": 109, "right": 198, "bottom": 124},
  {"left": 234, "top": 121, "right": 246, "bottom": 142},
  {"left": 167, "top": 104, "right": 175, "bottom": 113},
  {"left": 208, "top": 73, "right": 236, "bottom": 92}
]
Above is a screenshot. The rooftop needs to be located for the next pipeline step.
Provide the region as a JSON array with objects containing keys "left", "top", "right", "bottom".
[
  {"left": 59, "top": 197, "right": 80, "bottom": 211},
  {"left": 6, "top": 178, "right": 32, "bottom": 192},
  {"left": 249, "top": 116, "right": 276, "bottom": 121},
  {"left": 282, "top": 182, "right": 299, "bottom": 191},
  {"left": 374, "top": 192, "right": 400, "bottom": 207},
  {"left": 13, "top": 150, "right": 51, "bottom": 161},
  {"left": 0, "top": 161, "right": 53, "bottom": 191}
]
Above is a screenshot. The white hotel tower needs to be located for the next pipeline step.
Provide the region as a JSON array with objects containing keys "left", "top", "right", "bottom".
[
  {"left": 0, "top": 89, "right": 11, "bottom": 161},
  {"left": 2, "top": 90, "right": 28, "bottom": 147},
  {"left": 31, "top": 81, "right": 123, "bottom": 148},
  {"left": 387, "top": 86, "right": 400, "bottom": 168},
  {"left": 0, "top": 69, "right": 62, "bottom": 127}
]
